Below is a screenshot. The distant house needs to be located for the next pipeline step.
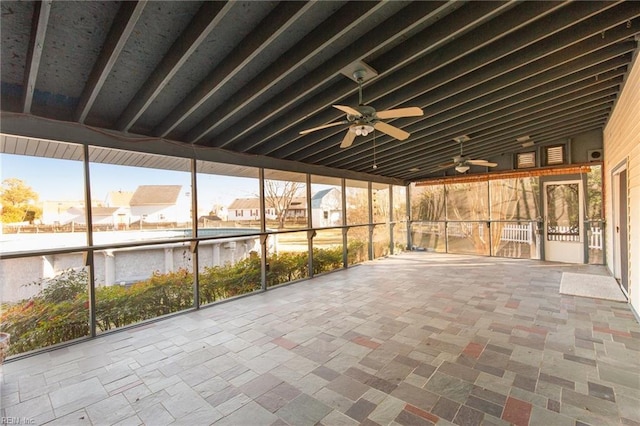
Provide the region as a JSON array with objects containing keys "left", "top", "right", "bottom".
[
  {"left": 311, "top": 188, "right": 342, "bottom": 227},
  {"left": 40, "top": 200, "right": 99, "bottom": 225},
  {"left": 280, "top": 197, "right": 307, "bottom": 221},
  {"left": 66, "top": 206, "right": 127, "bottom": 227},
  {"left": 228, "top": 196, "right": 310, "bottom": 222},
  {"left": 104, "top": 190, "right": 133, "bottom": 228},
  {"left": 228, "top": 190, "right": 341, "bottom": 225},
  {"left": 227, "top": 198, "right": 270, "bottom": 222},
  {"left": 129, "top": 185, "right": 191, "bottom": 224},
  {"left": 105, "top": 190, "right": 133, "bottom": 207},
  {"left": 198, "top": 214, "right": 222, "bottom": 227}
]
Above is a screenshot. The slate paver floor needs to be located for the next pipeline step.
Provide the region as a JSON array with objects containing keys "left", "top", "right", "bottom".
[{"left": 2, "top": 252, "right": 639, "bottom": 425}]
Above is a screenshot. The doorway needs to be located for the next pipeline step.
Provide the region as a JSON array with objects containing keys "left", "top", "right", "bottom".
[
  {"left": 543, "top": 180, "right": 584, "bottom": 263},
  {"left": 612, "top": 166, "right": 629, "bottom": 295}
]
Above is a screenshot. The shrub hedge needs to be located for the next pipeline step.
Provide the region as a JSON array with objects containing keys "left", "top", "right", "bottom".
[{"left": 1, "top": 243, "right": 366, "bottom": 356}]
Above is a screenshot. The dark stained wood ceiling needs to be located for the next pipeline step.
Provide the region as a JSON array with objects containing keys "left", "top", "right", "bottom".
[{"left": 1, "top": 1, "right": 639, "bottom": 182}]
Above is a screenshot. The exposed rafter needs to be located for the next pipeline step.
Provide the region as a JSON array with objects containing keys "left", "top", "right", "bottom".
[
  {"left": 75, "top": 1, "right": 146, "bottom": 123},
  {"left": 115, "top": 1, "right": 234, "bottom": 132},
  {"left": 216, "top": 1, "right": 462, "bottom": 151},
  {"left": 241, "top": 2, "right": 524, "bottom": 156},
  {"left": 184, "top": 1, "right": 387, "bottom": 144},
  {"left": 22, "top": 0, "right": 51, "bottom": 113},
  {"left": 1, "top": 1, "right": 639, "bottom": 182},
  {"left": 153, "top": 1, "right": 314, "bottom": 138},
  {"left": 280, "top": 1, "right": 625, "bottom": 163}
]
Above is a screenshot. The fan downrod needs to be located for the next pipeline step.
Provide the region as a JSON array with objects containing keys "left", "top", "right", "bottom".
[{"left": 353, "top": 69, "right": 367, "bottom": 105}]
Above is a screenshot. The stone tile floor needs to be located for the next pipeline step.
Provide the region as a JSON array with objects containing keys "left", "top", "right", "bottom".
[{"left": 2, "top": 252, "right": 639, "bottom": 426}]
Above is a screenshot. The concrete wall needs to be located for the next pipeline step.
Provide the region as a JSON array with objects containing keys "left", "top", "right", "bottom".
[
  {"left": 1, "top": 236, "right": 260, "bottom": 303},
  {"left": 604, "top": 51, "right": 640, "bottom": 316}
]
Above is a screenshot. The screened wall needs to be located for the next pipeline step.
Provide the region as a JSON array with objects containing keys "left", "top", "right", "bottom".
[
  {"left": 1, "top": 138, "right": 404, "bottom": 359},
  {"left": 410, "top": 167, "right": 604, "bottom": 262},
  {"left": 1, "top": 135, "right": 605, "bottom": 359}
]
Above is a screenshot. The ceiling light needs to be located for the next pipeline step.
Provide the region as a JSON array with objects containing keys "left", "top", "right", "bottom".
[
  {"left": 455, "top": 165, "right": 470, "bottom": 173},
  {"left": 517, "top": 135, "right": 534, "bottom": 147},
  {"left": 453, "top": 135, "right": 471, "bottom": 143},
  {"left": 351, "top": 124, "right": 374, "bottom": 137},
  {"left": 409, "top": 167, "right": 420, "bottom": 172}
]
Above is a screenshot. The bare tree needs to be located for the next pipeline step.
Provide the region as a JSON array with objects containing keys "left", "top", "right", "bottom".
[{"left": 264, "top": 180, "right": 304, "bottom": 229}]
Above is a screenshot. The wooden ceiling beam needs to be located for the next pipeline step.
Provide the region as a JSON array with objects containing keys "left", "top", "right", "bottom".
[
  {"left": 22, "top": 0, "right": 51, "bottom": 113},
  {"left": 74, "top": 1, "right": 146, "bottom": 123},
  {"left": 115, "top": 1, "right": 234, "bottom": 132}
]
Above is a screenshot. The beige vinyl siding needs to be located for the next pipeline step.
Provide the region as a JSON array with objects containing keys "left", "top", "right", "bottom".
[{"left": 603, "top": 51, "right": 640, "bottom": 314}]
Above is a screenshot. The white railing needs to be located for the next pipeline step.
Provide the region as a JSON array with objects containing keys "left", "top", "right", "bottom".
[
  {"left": 500, "top": 223, "right": 532, "bottom": 243},
  {"left": 413, "top": 221, "right": 603, "bottom": 250},
  {"left": 588, "top": 227, "right": 602, "bottom": 250},
  {"left": 500, "top": 224, "right": 602, "bottom": 249}
]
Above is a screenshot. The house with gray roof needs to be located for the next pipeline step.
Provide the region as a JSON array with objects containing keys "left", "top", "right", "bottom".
[
  {"left": 228, "top": 196, "right": 308, "bottom": 222},
  {"left": 228, "top": 189, "right": 341, "bottom": 225},
  {"left": 311, "top": 188, "right": 342, "bottom": 227}
]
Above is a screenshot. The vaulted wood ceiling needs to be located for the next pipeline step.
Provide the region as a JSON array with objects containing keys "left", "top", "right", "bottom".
[{"left": 1, "top": 1, "right": 639, "bottom": 182}]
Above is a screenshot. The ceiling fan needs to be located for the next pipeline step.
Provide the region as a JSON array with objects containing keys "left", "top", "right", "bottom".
[
  {"left": 299, "top": 69, "right": 423, "bottom": 148},
  {"left": 437, "top": 137, "right": 498, "bottom": 173}
]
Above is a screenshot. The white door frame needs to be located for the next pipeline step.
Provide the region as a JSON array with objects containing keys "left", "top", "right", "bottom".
[
  {"left": 543, "top": 179, "right": 584, "bottom": 263},
  {"left": 613, "top": 169, "right": 622, "bottom": 279},
  {"left": 611, "top": 162, "right": 629, "bottom": 296}
]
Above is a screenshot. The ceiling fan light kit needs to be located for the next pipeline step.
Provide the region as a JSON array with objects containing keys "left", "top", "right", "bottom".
[
  {"left": 351, "top": 124, "right": 374, "bottom": 136},
  {"left": 434, "top": 137, "right": 499, "bottom": 174},
  {"left": 299, "top": 67, "right": 423, "bottom": 149}
]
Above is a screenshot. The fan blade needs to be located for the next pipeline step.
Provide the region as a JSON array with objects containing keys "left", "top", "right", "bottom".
[
  {"left": 375, "top": 107, "right": 424, "bottom": 119},
  {"left": 340, "top": 130, "right": 357, "bottom": 148},
  {"left": 299, "top": 120, "right": 348, "bottom": 135},
  {"left": 374, "top": 121, "right": 410, "bottom": 140},
  {"left": 429, "top": 161, "right": 457, "bottom": 173},
  {"left": 467, "top": 159, "right": 498, "bottom": 167},
  {"left": 333, "top": 105, "right": 361, "bottom": 117}
]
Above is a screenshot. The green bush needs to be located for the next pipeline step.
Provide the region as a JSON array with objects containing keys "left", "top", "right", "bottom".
[
  {"left": 312, "top": 246, "right": 343, "bottom": 275},
  {"left": 347, "top": 239, "right": 367, "bottom": 264},
  {"left": 1, "top": 244, "right": 365, "bottom": 356},
  {"left": 267, "top": 251, "right": 308, "bottom": 287},
  {"left": 200, "top": 255, "right": 261, "bottom": 303},
  {"left": 1, "top": 269, "right": 90, "bottom": 354}
]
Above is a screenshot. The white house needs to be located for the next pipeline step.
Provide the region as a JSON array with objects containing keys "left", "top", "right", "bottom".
[
  {"left": 227, "top": 190, "right": 342, "bottom": 226},
  {"left": 311, "top": 188, "right": 342, "bottom": 227},
  {"left": 40, "top": 200, "right": 95, "bottom": 225},
  {"left": 227, "top": 198, "right": 273, "bottom": 222},
  {"left": 129, "top": 185, "right": 191, "bottom": 225},
  {"left": 105, "top": 190, "right": 134, "bottom": 208},
  {"left": 228, "top": 196, "right": 309, "bottom": 222},
  {"left": 66, "top": 206, "right": 127, "bottom": 228}
]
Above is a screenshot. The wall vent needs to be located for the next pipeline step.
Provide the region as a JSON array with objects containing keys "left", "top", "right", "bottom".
[
  {"left": 587, "top": 149, "right": 603, "bottom": 162},
  {"left": 546, "top": 145, "right": 564, "bottom": 165},
  {"left": 517, "top": 152, "right": 536, "bottom": 168}
]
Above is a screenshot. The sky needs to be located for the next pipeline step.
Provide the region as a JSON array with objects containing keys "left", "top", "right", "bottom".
[
  {"left": 0, "top": 153, "right": 259, "bottom": 209},
  {"left": 0, "top": 153, "right": 336, "bottom": 210}
]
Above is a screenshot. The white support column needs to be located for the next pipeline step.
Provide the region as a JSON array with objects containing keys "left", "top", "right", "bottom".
[
  {"left": 164, "top": 247, "right": 174, "bottom": 273},
  {"left": 212, "top": 243, "right": 220, "bottom": 266},
  {"left": 104, "top": 250, "right": 115, "bottom": 286},
  {"left": 41, "top": 255, "right": 54, "bottom": 278}
]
